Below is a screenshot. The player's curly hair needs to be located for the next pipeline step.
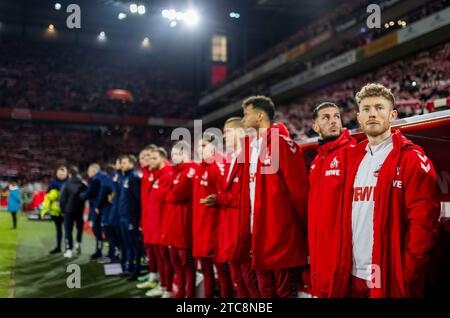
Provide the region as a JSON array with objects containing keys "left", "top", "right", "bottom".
[{"left": 355, "top": 83, "right": 395, "bottom": 109}]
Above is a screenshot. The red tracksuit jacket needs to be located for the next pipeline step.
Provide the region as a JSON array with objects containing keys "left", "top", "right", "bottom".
[
  {"left": 192, "top": 155, "right": 225, "bottom": 258},
  {"left": 215, "top": 150, "right": 245, "bottom": 263},
  {"left": 308, "top": 129, "right": 356, "bottom": 297},
  {"left": 146, "top": 165, "right": 173, "bottom": 245},
  {"left": 330, "top": 130, "right": 440, "bottom": 298},
  {"left": 239, "top": 122, "right": 309, "bottom": 270},
  {"left": 141, "top": 167, "right": 155, "bottom": 245},
  {"left": 161, "top": 162, "right": 196, "bottom": 249}
]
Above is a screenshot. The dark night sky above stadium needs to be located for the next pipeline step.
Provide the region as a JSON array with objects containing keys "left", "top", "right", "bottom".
[{"left": 0, "top": 0, "right": 349, "bottom": 70}]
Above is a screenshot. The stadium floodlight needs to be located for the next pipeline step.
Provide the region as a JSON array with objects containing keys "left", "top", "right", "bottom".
[
  {"left": 184, "top": 10, "right": 199, "bottom": 26},
  {"left": 162, "top": 9, "right": 169, "bottom": 18},
  {"left": 384, "top": 23, "right": 389, "bottom": 29},
  {"left": 167, "top": 9, "right": 177, "bottom": 20},
  {"left": 46, "top": 24, "right": 56, "bottom": 35},
  {"left": 97, "top": 31, "right": 107, "bottom": 42},
  {"left": 230, "top": 12, "right": 240, "bottom": 19},
  {"left": 118, "top": 13, "right": 127, "bottom": 20},
  {"left": 141, "top": 37, "right": 150, "bottom": 48},
  {"left": 389, "top": 21, "right": 394, "bottom": 26},
  {"left": 170, "top": 20, "right": 177, "bottom": 28},
  {"left": 175, "top": 11, "right": 184, "bottom": 21},
  {"left": 54, "top": 3, "right": 62, "bottom": 10},
  {"left": 137, "top": 5, "right": 146, "bottom": 15},
  {"left": 412, "top": 80, "right": 417, "bottom": 86},
  {"left": 130, "top": 4, "right": 138, "bottom": 14}
]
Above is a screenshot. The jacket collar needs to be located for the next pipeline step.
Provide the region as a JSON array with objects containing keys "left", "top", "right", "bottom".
[
  {"left": 354, "top": 129, "right": 413, "bottom": 154},
  {"left": 317, "top": 128, "right": 353, "bottom": 155},
  {"left": 173, "top": 162, "right": 193, "bottom": 173}
]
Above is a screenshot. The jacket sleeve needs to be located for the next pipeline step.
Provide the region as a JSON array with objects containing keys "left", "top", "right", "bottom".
[
  {"left": 59, "top": 183, "right": 68, "bottom": 213},
  {"left": 80, "top": 178, "right": 100, "bottom": 200},
  {"left": 130, "top": 174, "right": 142, "bottom": 226},
  {"left": 166, "top": 168, "right": 194, "bottom": 203},
  {"left": 278, "top": 136, "right": 309, "bottom": 232},
  {"left": 41, "top": 190, "right": 58, "bottom": 217},
  {"left": 96, "top": 181, "right": 111, "bottom": 210},
  {"left": 402, "top": 149, "right": 440, "bottom": 296},
  {"left": 158, "top": 173, "right": 174, "bottom": 205},
  {"left": 216, "top": 190, "right": 239, "bottom": 208}
]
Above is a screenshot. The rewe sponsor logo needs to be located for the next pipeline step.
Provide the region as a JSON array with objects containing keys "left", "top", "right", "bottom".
[
  {"left": 325, "top": 169, "right": 340, "bottom": 176},
  {"left": 353, "top": 186, "right": 375, "bottom": 202},
  {"left": 392, "top": 180, "right": 402, "bottom": 188}
]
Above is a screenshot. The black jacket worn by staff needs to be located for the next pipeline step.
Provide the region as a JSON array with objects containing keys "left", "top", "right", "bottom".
[{"left": 60, "top": 176, "right": 88, "bottom": 215}]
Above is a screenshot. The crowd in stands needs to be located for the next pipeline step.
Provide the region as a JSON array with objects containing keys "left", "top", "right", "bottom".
[
  {"left": 207, "top": 0, "right": 450, "bottom": 91},
  {"left": 0, "top": 41, "right": 195, "bottom": 118},
  {"left": 276, "top": 42, "right": 450, "bottom": 141},
  {"left": 0, "top": 122, "right": 173, "bottom": 182}
]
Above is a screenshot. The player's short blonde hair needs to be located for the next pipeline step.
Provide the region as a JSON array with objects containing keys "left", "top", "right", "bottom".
[{"left": 355, "top": 83, "right": 395, "bottom": 109}]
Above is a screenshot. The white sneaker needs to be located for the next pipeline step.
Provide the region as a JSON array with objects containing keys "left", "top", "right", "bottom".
[
  {"left": 63, "top": 249, "right": 73, "bottom": 258},
  {"left": 161, "top": 291, "right": 172, "bottom": 298},
  {"left": 145, "top": 286, "right": 164, "bottom": 297},
  {"left": 75, "top": 243, "right": 81, "bottom": 255},
  {"left": 149, "top": 272, "right": 160, "bottom": 282},
  {"left": 136, "top": 280, "right": 156, "bottom": 289}
]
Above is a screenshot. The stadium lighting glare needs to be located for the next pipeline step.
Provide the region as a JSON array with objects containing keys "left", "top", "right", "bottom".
[
  {"left": 97, "top": 31, "right": 107, "bottom": 42},
  {"left": 166, "top": 9, "right": 177, "bottom": 20},
  {"left": 137, "top": 5, "right": 146, "bottom": 15},
  {"left": 412, "top": 80, "right": 417, "bottom": 86},
  {"left": 130, "top": 4, "right": 138, "bottom": 14},
  {"left": 141, "top": 37, "right": 150, "bottom": 48},
  {"left": 118, "top": 13, "right": 127, "bottom": 20},
  {"left": 54, "top": 3, "right": 62, "bottom": 10},
  {"left": 161, "top": 8, "right": 200, "bottom": 26},
  {"left": 46, "top": 23, "right": 56, "bottom": 36},
  {"left": 230, "top": 12, "right": 240, "bottom": 19},
  {"left": 184, "top": 10, "right": 200, "bottom": 26}
]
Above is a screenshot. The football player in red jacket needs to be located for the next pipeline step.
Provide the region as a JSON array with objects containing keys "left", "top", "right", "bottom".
[
  {"left": 144, "top": 147, "right": 174, "bottom": 298},
  {"left": 162, "top": 141, "right": 196, "bottom": 298},
  {"left": 241, "top": 96, "right": 309, "bottom": 298},
  {"left": 202, "top": 117, "right": 261, "bottom": 298},
  {"left": 136, "top": 145, "right": 160, "bottom": 289},
  {"left": 331, "top": 83, "right": 440, "bottom": 298},
  {"left": 193, "top": 133, "right": 233, "bottom": 298},
  {"left": 308, "top": 103, "right": 356, "bottom": 297}
]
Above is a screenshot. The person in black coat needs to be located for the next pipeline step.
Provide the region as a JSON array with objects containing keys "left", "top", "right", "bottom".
[
  {"left": 95, "top": 162, "right": 122, "bottom": 264},
  {"left": 80, "top": 163, "right": 106, "bottom": 260},
  {"left": 60, "top": 166, "right": 88, "bottom": 258}
]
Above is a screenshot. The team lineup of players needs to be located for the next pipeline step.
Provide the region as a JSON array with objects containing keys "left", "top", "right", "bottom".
[{"left": 61, "top": 82, "right": 440, "bottom": 298}]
